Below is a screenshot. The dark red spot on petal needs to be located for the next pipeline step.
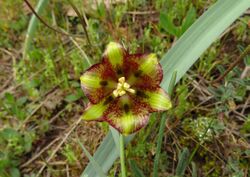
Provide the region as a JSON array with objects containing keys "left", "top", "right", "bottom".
[
  {"left": 100, "top": 80, "right": 108, "bottom": 86},
  {"left": 123, "top": 104, "right": 130, "bottom": 113},
  {"left": 117, "top": 68, "right": 123, "bottom": 75},
  {"left": 134, "top": 70, "right": 142, "bottom": 77},
  {"left": 136, "top": 90, "right": 149, "bottom": 98},
  {"left": 104, "top": 95, "right": 114, "bottom": 105}
]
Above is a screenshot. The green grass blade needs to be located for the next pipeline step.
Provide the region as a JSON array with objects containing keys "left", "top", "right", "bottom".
[
  {"left": 176, "top": 148, "right": 190, "bottom": 176},
  {"left": 191, "top": 162, "right": 197, "bottom": 177},
  {"left": 81, "top": 132, "right": 134, "bottom": 177},
  {"left": 152, "top": 112, "right": 167, "bottom": 177},
  {"left": 181, "top": 5, "right": 196, "bottom": 33},
  {"left": 77, "top": 139, "right": 106, "bottom": 177},
  {"left": 23, "top": 0, "right": 49, "bottom": 59},
  {"left": 110, "top": 126, "right": 120, "bottom": 152},
  {"left": 152, "top": 71, "right": 176, "bottom": 177},
  {"left": 159, "top": 13, "right": 179, "bottom": 37},
  {"left": 82, "top": 1, "right": 250, "bottom": 176},
  {"left": 129, "top": 160, "right": 146, "bottom": 177},
  {"left": 167, "top": 71, "right": 177, "bottom": 96}
]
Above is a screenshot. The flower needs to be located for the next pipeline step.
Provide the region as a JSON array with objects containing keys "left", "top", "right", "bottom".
[{"left": 80, "top": 42, "right": 172, "bottom": 135}]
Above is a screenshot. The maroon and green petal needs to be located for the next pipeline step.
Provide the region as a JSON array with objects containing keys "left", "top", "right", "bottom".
[
  {"left": 81, "top": 102, "right": 107, "bottom": 121},
  {"left": 103, "top": 95, "right": 151, "bottom": 135},
  {"left": 124, "top": 53, "right": 163, "bottom": 90},
  {"left": 80, "top": 93, "right": 150, "bottom": 135},
  {"left": 80, "top": 62, "right": 117, "bottom": 104},
  {"left": 81, "top": 87, "right": 172, "bottom": 134},
  {"left": 134, "top": 88, "right": 172, "bottom": 112},
  {"left": 81, "top": 95, "right": 115, "bottom": 121},
  {"left": 103, "top": 42, "right": 127, "bottom": 76}
]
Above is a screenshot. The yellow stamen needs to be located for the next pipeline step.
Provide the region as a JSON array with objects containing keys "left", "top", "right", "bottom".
[
  {"left": 127, "top": 88, "right": 136, "bottom": 94},
  {"left": 119, "top": 77, "right": 125, "bottom": 83},
  {"left": 113, "top": 77, "right": 135, "bottom": 97}
]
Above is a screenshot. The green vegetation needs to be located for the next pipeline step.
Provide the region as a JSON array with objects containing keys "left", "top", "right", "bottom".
[{"left": 0, "top": 0, "right": 249, "bottom": 176}]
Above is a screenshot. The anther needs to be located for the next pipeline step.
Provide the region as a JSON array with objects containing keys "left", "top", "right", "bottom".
[{"left": 113, "top": 77, "right": 135, "bottom": 97}]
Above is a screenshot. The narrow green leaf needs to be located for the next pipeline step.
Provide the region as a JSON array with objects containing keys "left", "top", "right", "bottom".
[
  {"left": 64, "top": 93, "right": 82, "bottom": 103},
  {"left": 176, "top": 148, "right": 190, "bottom": 176},
  {"left": 191, "top": 162, "right": 197, "bottom": 177},
  {"left": 110, "top": 126, "right": 120, "bottom": 152},
  {"left": 23, "top": 0, "right": 49, "bottom": 59},
  {"left": 181, "top": 5, "right": 196, "bottom": 33},
  {"left": 5, "top": 92, "right": 15, "bottom": 104},
  {"left": 77, "top": 139, "right": 106, "bottom": 177},
  {"left": 10, "top": 167, "right": 20, "bottom": 177},
  {"left": 159, "top": 13, "right": 179, "bottom": 37},
  {"left": 153, "top": 71, "right": 176, "bottom": 177},
  {"left": 167, "top": 70, "right": 177, "bottom": 96},
  {"left": 129, "top": 160, "right": 146, "bottom": 177},
  {"left": 81, "top": 132, "right": 134, "bottom": 177}
]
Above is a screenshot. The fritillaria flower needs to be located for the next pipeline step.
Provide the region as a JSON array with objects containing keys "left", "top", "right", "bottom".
[{"left": 80, "top": 42, "right": 172, "bottom": 135}]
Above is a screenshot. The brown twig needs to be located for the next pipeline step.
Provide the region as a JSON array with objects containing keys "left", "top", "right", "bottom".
[
  {"left": 211, "top": 45, "right": 250, "bottom": 84},
  {"left": 0, "top": 39, "right": 71, "bottom": 98},
  {"left": 35, "top": 116, "right": 82, "bottom": 177},
  {"left": 0, "top": 76, "right": 13, "bottom": 92},
  {"left": 66, "top": 0, "right": 92, "bottom": 45},
  {"left": 23, "top": 0, "right": 83, "bottom": 38},
  {"left": 20, "top": 137, "right": 61, "bottom": 168}
]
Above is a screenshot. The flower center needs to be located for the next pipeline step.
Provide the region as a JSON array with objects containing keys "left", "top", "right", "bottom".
[{"left": 113, "top": 77, "right": 135, "bottom": 97}]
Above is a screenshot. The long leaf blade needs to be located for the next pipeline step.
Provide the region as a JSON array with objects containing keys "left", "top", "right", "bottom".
[
  {"left": 129, "top": 160, "right": 146, "bottom": 177},
  {"left": 176, "top": 148, "right": 190, "bottom": 176},
  {"left": 81, "top": 132, "right": 134, "bottom": 177},
  {"left": 161, "top": 0, "right": 250, "bottom": 88},
  {"left": 78, "top": 139, "right": 106, "bottom": 177},
  {"left": 23, "top": 0, "right": 49, "bottom": 59}
]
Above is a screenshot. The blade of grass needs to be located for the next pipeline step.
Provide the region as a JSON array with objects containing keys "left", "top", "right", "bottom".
[
  {"left": 110, "top": 126, "right": 120, "bottom": 152},
  {"left": 176, "top": 148, "right": 190, "bottom": 176},
  {"left": 82, "top": 1, "right": 250, "bottom": 176},
  {"left": 129, "top": 160, "right": 146, "bottom": 177},
  {"left": 77, "top": 139, "right": 106, "bottom": 177},
  {"left": 81, "top": 132, "right": 134, "bottom": 177},
  {"left": 23, "top": 0, "right": 49, "bottom": 59},
  {"left": 181, "top": 6, "right": 196, "bottom": 34},
  {"left": 167, "top": 71, "right": 177, "bottom": 96},
  {"left": 191, "top": 162, "right": 197, "bottom": 177},
  {"left": 152, "top": 71, "right": 177, "bottom": 177}
]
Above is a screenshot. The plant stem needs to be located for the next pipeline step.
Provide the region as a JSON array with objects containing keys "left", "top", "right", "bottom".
[{"left": 120, "top": 134, "right": 127, "bottom": 177}]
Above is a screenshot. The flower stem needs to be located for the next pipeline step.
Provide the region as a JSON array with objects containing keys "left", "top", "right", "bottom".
[{"left": 120, "top": 134, "right": 127, "bottom": 177}]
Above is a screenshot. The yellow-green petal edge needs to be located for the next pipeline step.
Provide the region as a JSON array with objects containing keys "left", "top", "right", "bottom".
[
  {"left": 145, "top": 88, "right": 172, "bottom": 111},
  {"left": 104, "top": 42, "right": 124, "bottom": 67},
  {"left": 81, "top": 101, "right": 108, "bottom": 121}
]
